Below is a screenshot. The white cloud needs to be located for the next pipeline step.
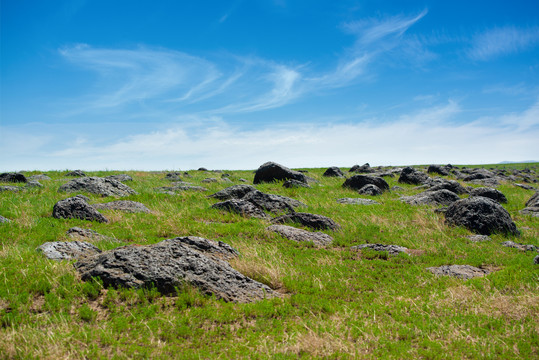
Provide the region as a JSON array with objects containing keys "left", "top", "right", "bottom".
[{"left": 468, "top": 26, "right": 539, "bottom": 61}]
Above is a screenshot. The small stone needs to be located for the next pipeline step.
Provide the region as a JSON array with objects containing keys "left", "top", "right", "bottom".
[
  {"left": 351, "top": 243, "right": 408, "bottom": 256},
  {"left": 267, "top": 225, "right": 333, "bottom": 246},
  {"left": 466, "top": 235, "right": 491, "bottom": 242},
  {"left": 92, "top": 200, "right": 151, "bottom": 213},
  {"left": 427, "top": 265, "right": 490, "bottom": 279},
  {"left": 37, "top": 241, "right": 101, "bottom": 260},
  {"left": 501, "top": 241, "right": 538, "bottom": 252},
  {"left": 336, "top": 198, "right": 379, "bottom": 205}
]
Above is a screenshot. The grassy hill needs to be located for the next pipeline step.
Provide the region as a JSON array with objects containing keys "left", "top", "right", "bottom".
[{"left": 1, "top": 164, "right": 538, "bottom": 359}]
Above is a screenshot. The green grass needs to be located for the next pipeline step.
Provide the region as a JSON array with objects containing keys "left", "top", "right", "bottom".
[{"left": 1, "top": 165, "right": 538, "bottom": 359}]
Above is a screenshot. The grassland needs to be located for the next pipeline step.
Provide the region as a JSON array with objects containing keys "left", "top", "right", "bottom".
[{"left": 0, "top": 164, "right": 538, "bottom": 359}]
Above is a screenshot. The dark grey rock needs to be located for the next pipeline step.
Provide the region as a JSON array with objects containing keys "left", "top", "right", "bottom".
[
  {"left": 336, "top": 198, "right": 379, "bottom": 205},
  {"left": 267, "top": 225, "right": 333, "bottom": 246},
  {"left": 253, "top": 162, "right": 307, "bottom": 184},
  {"left": 175, "top": 236, "right": 239, "bottom": 261},
  {"left": 520, "top": 206, "right": 539, "bottom": 217},
  {"left": 37, "top": 241, "right": 101, "bottom": 260},
  {"left": 323, "top": 167, "right": 344, "bottom": 177},
  {"left": 427, "top": 165, "right": 450, "bottom": 176},
  {"left": 65, "top": 170, "right": 86, "bottom": 177},
  {"left": 349, "top": 163, "right": 374, "bottom": 173},
  {"left": 283, "top": 179, "right": 311, "bottom": 188},
  {"left": 525, "top": 191, "right": 539, "bottom": 207},
  {"left": 0, "top": 172, "right": 27, "bottom": 183},
  {"left": 272, "top": 212, "right": 341, "bottom": 231},
  {"left": 211, "top": 199, "right": 270, "bottom": 219},
  {"left": 25, "top": 180, "right": 43, "bottom": 188},
  {"left": 28, "top": 174, "right": 51, "bottom": 181},
  {"left": 0, "top": 215, "right": 11, "bottom": 223},
  {"left": 198, "top": 167, "right": 208, "bottom": 171},
  {"left": 0, "top": 185, "right": 22, "bottom": 193},
  {"left": 66, "top": 227, "right": 110, "bottom": 241},
  {"left": 342, "top": 175, "right": 389, "bottom": 193},
  {"left": 208, "top": 185, "right": 256, "bottom": 200},
  {"left": 351, "top": 243, "right": 408, "bottom": 256},
  {"left": 242, "top": 190, "right": 305, "bottom": 214},
  {"left": 445, "top": 197, "right": 519, "bottom": 236},
  {"left": 164, "top": 172, "right": 182, "bottom": 181},
  {"left": 92, "top": 200, "right": 151, "bottom": 213},
  {"left": 466, "top": 235, "right": 491, "bottom": 242},
  {"left": 470, "top": 187, "right": 508, "bottom": 203},
  {"left": 59, "top": 177, "right": 137, "bottom": 197},
  {"left": 514, "top": 183, "right": 535, "bottom": 190},
  {"left": 534, "top": 255, "right": 539, "bottom": 265},
  {"left": 74, "top": 237, "right": 278, "bottom": 302},
  {"left": 52, "top": 196, "right": 108, "bottom": 223},
  {"left": 469, "top": 178, "right": 500, "bottom": 187},
  {"left": 400, "top": 189, "right": 460, "bottom": 206},
  {"left": 427, "top": 180, "right": 469, "bottom": 195},
  {"left": 398, "top": 167, "right": 430, "bottom": 185},
  {"left": 427, "top": 265, "right": 490, "bottom": 279},
  {"left": 462, "top": 169, "right": 495, "bottom": 181},
  {"left": 202, "top": 178, "right": 218, "bottom": 183},
  {"left": 358, "top": 184, "right": 383, "bottom": 196},
  {"left": 501, "top": 241, "right": 538, "bottom": 252},
  {"left": 105, "top": 174, "right": 133, "bottom": 182}
]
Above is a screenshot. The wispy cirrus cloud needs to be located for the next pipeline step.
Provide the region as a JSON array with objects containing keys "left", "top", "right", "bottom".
[{"left": 468, "top": 26, "right": 539, "bottom": 60}]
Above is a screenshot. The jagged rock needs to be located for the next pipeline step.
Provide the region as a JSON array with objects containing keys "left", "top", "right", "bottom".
[
  {"left": 525, "top": 191, "right": 539, "bottom": 207},
  {"left": 400, "top": 189, "right": 460, "bottom": 206},
  {"left": 470, "top": 187, "right": 507, "bottom": 203},
  {"left": 398, "top": 167, "right": 430, "bottom": 185},
  {"left": 0, "top": 172, "right": 27, "bottom": 183},
  {"left": 242, "top": 190, "right": 305, "bottom": 214},
  {"left": 65, "top": 170, "right": 86, "bottom": 177},
  {"left": 74, "top": 237, "right": 278, "bottom": 302},
  {"left": 37, "top": 241, "right": 101, "bottom": 260},
  {"left": 501, "top": 241, "right": 538, "bottom": 252},
  {"left": 0, "top": 185, "right": 22, "bottom": 193},
  {"left": 253, "top": 162, "right": 307, "bottom": 184},
  {"left": 351, "top": 243, "right": 408, "bottom": 256},
  {"left": 59, "top": 177, "right": 137, "bottom": 197},
  {"left": 211, "top": 199, "right": 270, "bottom": 219},
  {"left": 358, "top": 184, "right": 383, "bottom": 196},
  {"left": 445, "top": 197, "right": 519, "bottom": 236},
  {"left": 323, "top": 167, "right": 344, "bottom": 177},
  {"left": 28, "top": 174, "right": 51, "bottom": 181},
  {"left": 208, "top": 185, "right": 256, "bottom": 200},
  {"left": 105, "top": 174, "right": 133, "bottom": 182},
  {"left": 272, "top": 212, "right": 340, "bottom": 231},
  {"left": 427, "top": 165, "right": 450, "bottom": 176},
  {"left": 342, "top": 175, "right": 389, "bottom": 193},
  {"left": 283, "top": 179, "right": 311, "bottom": 188},
  {"left": 514, "top": 183, "right": 535, "bottom": 190},
  {"left": 466, "top": 235, "right": 491, "bottom": 242},
  {"left": 66, "top": 227, "right": 110, "bottom": 241},
  {"left": 267, "top": 225, "right": 333, "bottom": 246},
  {"left": 427, "top": 265, "right": 490, "bottom": 279},
  {"left": 427, "top": 180, "right": 469, "bottom": 195},
  {"left": 521, "top": 191, "right": 539, "bottom": 216},
  {"left": 53, "top": 196, "right": 108, "bottom": 223},
  {"left": 461, "top": 168, "right": 495, "bottom": 181},
  {"left": 0, "top": 215, "right": 11, "bottom": 223},
  {"left": 336, "top": 198, "right": 379, "bottom": 205},
  {"left": 349, "top": 163, "right": 374, "bottom": 173},
  {"left": 154, "top": 185, "right": 208, "bottom": 194},
  {"left": 92, "top": 200, "right": 151, "bottom": 213}
]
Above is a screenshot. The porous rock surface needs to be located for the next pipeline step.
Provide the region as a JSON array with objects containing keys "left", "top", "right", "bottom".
[
  {"left": 208, "top": 185, "right": 257, "bottom": 200},
  {"left": 283, "top": 179, "right": 311, "bottom": 188},
  {"left": 323, "top": 167, "right": 344, "bottom": 177},
  {"left": 349, "top": 163, "right": 374, "bottom": 173},
  {"left": 470, "top": 187, "right": 508, "bottom": 203},
  {"left": 358, "top": 184, "right": 383, "bottom": 196},
  {"left": 342, "top": 175, "right": 389, "bottom": 193},
  {"left": 466, "top": 235, "right": 491, "bottom": 242},
  {"left": 0, "top": 172, "right": 27, "bottom": 183},
  {"left": 427, "top": 265, "right": 490, "bottom": 279},
  {"left": 253, "top": 162, "right": 307, "bottom": 184},
  {"left": 92, "top": 200, "right": 151, "bottom": 213},
  {"left": 351, "top": 243, "right": 408, "bottom": 256},
  {"left": 53, "top": 196, "right": 108, "bottom": 223},
  {"left": 501, "top": 241, "right": 538, "bottom": 252},
  {"left": 67, "top": 227, "right": 110, "bottom": 241},
  {"left": 37, "top": 241, "right": 101, "bottom": 260},
  {"left": 74, "top": 237, "right": 278, "bottom": 303},
  {"left": 427, "top": 164, "right": 451, "bottom": 176},
  {"left": 211, "top": 199, "right": 270, "bottom": 219},
  {"left": 520, "top": 191, "right": 539, "bottom": 217},
  {"left": 398, "top": 167, "right": 430, "bottom": 185},
  {"left": 65, "top": 170, "right": 86, "bottom": 177},
  {"left": 400, "top": 189, "right": 460, "bottom": 206},
  {"left": 426, "top": 180, "right": 469, "bottom": 195},
  {"left": 242, "top": 190, "right": 305, "bottom": 214},
  {"left": 444, "top": 197, "right": 519, "bottom": 236},
  {"left": 59, "top": 177, "right": 137, "bottom": 197},
  {"left": 272, "top": 212, "right": 341, "bottom": 231},
  {"left": 267, "top": 225, "right": 333, "bottom": 246},
  {"left": 105, "top": 174, "right": 133, "bottom": 182},
  {"left": 336, "top": 198, "right": 379, "bottom": 205}
]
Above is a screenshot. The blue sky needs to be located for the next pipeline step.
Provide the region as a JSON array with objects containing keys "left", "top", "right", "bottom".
[{"left": 1, "top": 0, "right": 538, "bottom": 171}]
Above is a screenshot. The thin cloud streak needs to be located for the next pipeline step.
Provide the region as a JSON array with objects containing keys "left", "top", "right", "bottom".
[{"left": 468, "top": 26, "right": 539, "bottom": 60}]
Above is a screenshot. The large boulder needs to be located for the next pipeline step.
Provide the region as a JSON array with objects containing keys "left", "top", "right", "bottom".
[
  {"left": 398, "top": 167, "right": 430, "bottom": 185},
  {"left": 427, "top": 265, "right": 490, "bottom": 279},
  {"left": 92, "top": 200, "right": 151, "bottom": 213},
  {"left": 400, "top": 189, "right": 460, "bottom": 206},
  {"left": 272, "top": 212, "right": 341, "bottom": 231},
  {"left": 52, "top": 196, "right": 108, "bottom": 223},
  {"left": 267, "top": 225, "right": 333, "bottom": 246},
  {"left": 74, "top": 237, "right": 279, "bottom": 303},
  {"left": 253, "top": 162, "right": 307, "bottom": 184},
  {"left": 470, "top": 187, "right": 508, "bottom": 203},
  {"left": 211, "top": 199, "right": 270, "bottom": 220},
  {"left": 520, "top": 191, "right": 539, "bottom": 217},
  {"left": 28, "top": 174, "right": 51, "bottom": 181},
  {"left": 323, "top": 167, "right": 344, "bottom": 177},
  {"left": 427, "top": 165, "right": 451, "bottom": 176},
  {"left": 444, "top": 197, "right": 519, "bottom": 236},
  {"left": 342, "top": 175, "right": 389, "bottom": 193},
  {"left": 37, "top": 241, "right": 101, "bottom": 261},
  {"left": 59, "top": 177, "right": 137, "bottom": 197},
  {"left": 242, "top": 190, "right": 305, "bottom": 214},
  {"left": 0, "top": 172, "right": 27, "bottom": 183}
]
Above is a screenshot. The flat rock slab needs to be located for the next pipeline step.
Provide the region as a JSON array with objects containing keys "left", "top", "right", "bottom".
[
  {"left": 501, "top": 241, "right": 538, "bottom": 252},
  {"left": 53, "top": 196, "right": 108, "bottom": 223},
  {"left": 74, "top": 237, "right": 279, "bottom": 303},
  {"left": 337, "top": 198, "right": 379, "bottom": 205},
  {"left": 266, "top": 225, "right": 333, "bottom": 246},
  {"left": 445, "top": 197, "right": 519, "bottom": 236},
  {"left": 59, "top": 177, "right": 137, "bottom": 197},
  {"left": 0, "top": 185, "right": 22, "bottom": 193},
  {"left": 514, "top": 183, "right": 535, "bottom": 190},
  {"left": 466, "top": 235, "right": 491, "bottom": 242},
  {"left": 400, "top": 189, "right": 460, "bottom": 206},
  {"left": 272, "top": 212, "right": 341, "bottom": 231},
  {"left": 427, "top": 265, "right": 490, "bottom": 279},
  {"left": 351, "top": 244, "right": 408, "bottom": 256},
  {"left": 66, "top": 227, "right": 111, "bottom": 241},
  {"left": 28, "top": 174, "right": 51, "bottom": 181},
  {"left": 92, "top": 200, "right": 151, "bottom": 213},
  {"left": 211, "top": 199, "right": 270, "bottom": 220},
  {"left": 37, "top": 241, "right": 101, "bottom": 260}
]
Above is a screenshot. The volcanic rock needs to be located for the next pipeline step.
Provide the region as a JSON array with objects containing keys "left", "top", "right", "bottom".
[
  {"left": 242, "top": 190, "right": 305, "bottom": 214},
  {"left": 253, "top": 162, "right": 307, "bottom": 184},
  {"left": 59, "top": 177, "right": 137, "bottom": 197},
  {"left": 208, "top": 185, "right": 257, "bottom": 200},
  {"left": 351, "top": 243, "right": 408, "bottom": 256},
  {"left": 400, "top": 189, "right": 460, "bottom": 206},
  {"left": 28, "top": 174, "right": 51, "bottom": 181},
  {"left": 105, "top": 174, "right": 133, "bottom": 182},
  {"left": 272, "top": 212, "right": 340, "bottom": 231},
  {"left": 0, "top": 215, "right": 11, "bottom": 223},
  {"left": 267, "top": 225, "right": 333, "bottom": 246},
  {"left": 0, "top": 172, "right": 27, "bottom": 183},
  {"left": 0, "top": 186, "right": 22, "bottom": 193},
  {"left": 37, "top": 241, "right": 101, "bottom": 260},
  {"left": 65, "top": 170, "right": 86, "bottom": 177},
  {"left": 92, "top": 200, "right": 151, "bottom": 213},
  {"left": 358, "top": 184, "right": 383, "bottom": 196},
  {"left": 74, "top": 237, "right": 278, "bottom": 302},
  {"left": 501, "top": 241, "right": 538, "bottom": 252},
  {"left": 349, "top": 163, "right": 374, "bottom": 173},
  {"left": 52, "top": 196, "right": 108, "bottom": 223},
  {"left": 66, "top": 227, "right": 111, "bottom": 241},
  {"left": 342, "top": 175, "right": 389, "bottom": 193},
  {"left": 444, "top": 197, "right": 519, "bottom": 236},
  {"left": 283, "top": 179, "right": 311, "bottom": 188},
  {"left": 427, "top": 165, "right": 450, "bottom": 176},
  {"left": 323, "top": 167, "right": 344, "bottom": 177},
  {"left": 336, "top": 198, "right": 379, "bottom": 205},
  {"left": 470, "top": 187, "right": 508, "bottom": 203},
  {"left": 398, "top": 167, "right": 430, "bottom": 185},
  {"left": 211, "top": 199, "right": 270, "bottom": 219},
  {"left": 427, "top": 265, "right": 490, "bottom": 279},
  {"left": 427, "top": 180, "right": 469, "bottom": 195}
]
